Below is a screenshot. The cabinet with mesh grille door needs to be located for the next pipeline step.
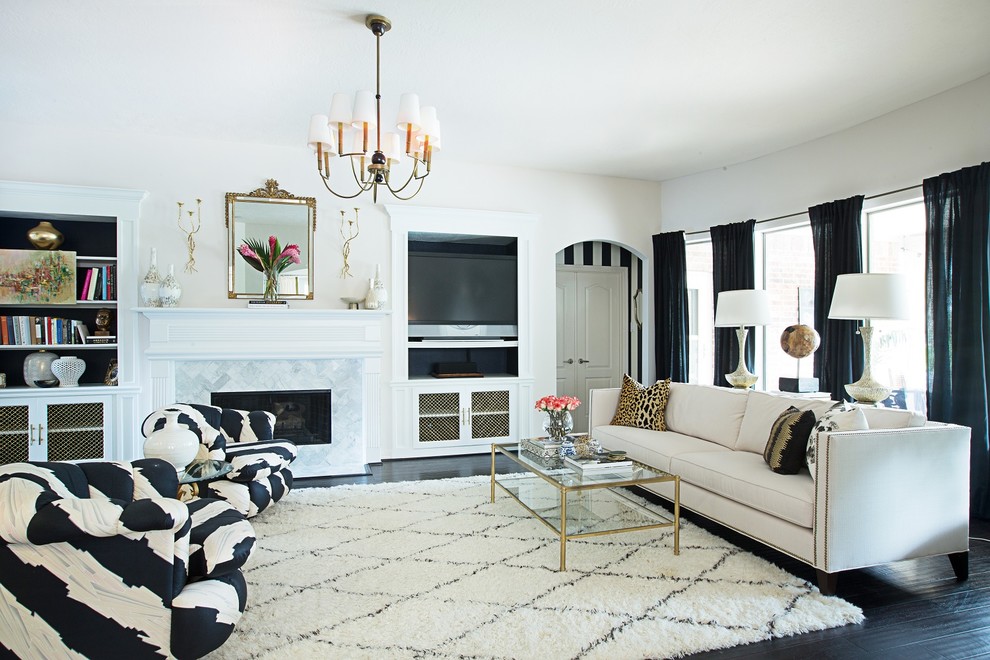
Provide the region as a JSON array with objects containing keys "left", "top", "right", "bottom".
[
  {"left": 0, "top": 395, "right": 110, "bottom": 464},
  {"left": 416, "top": 386, "right": 513, "bottom": 444}
]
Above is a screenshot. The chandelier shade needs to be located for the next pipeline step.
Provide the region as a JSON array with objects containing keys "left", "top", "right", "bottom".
[{"left": 309, "top": 15, "right": 437, "bottom": 202}]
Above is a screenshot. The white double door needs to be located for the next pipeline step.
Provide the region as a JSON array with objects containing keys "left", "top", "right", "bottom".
[{"left": 555, "top": 266, "right": 627, "bottom": 433}]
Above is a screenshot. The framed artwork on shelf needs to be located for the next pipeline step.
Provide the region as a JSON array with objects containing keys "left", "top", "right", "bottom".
[
  {"left": 104, "top": 358, "right": 118, "bottom": 386},
  {"left": 0, "top": 249, "right": 77, "bottom": 304}
]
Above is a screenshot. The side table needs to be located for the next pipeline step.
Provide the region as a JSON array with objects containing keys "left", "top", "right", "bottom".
[{"left": 177, "top": 459, "right": 232, "bottom": 501}]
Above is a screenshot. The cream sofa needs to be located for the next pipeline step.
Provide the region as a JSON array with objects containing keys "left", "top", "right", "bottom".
[{"left": 589, "top": 383, "right": 971, "bottom": 594}]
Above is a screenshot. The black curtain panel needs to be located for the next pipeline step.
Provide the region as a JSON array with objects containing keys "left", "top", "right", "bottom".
[
  {"left": 653, "top": 231, "right": 689, "bottom": 382},
  {"left": 925, "top": 161, "right": 990, "bottom": 519},
  {"left": 711, "top": 220, "right": 756, "bottom": 387},
  {"left": 809, "top": 195, "right": 864, "bottom": 402}
]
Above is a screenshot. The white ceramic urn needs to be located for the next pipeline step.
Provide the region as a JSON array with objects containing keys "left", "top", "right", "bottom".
[
  {"left": 51, "top": 356, "right": 86, "bottom": 387},
  {"left": 144, "top": 410, "right": 199, "bottom": 474}
]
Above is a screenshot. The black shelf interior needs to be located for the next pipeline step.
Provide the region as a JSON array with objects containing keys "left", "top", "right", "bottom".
[
  {"left": 2, "top": 216, "right": 116, "bottom": 257},
  {"left": 409, "top": 346, "right": 518, "bottom": 378}
]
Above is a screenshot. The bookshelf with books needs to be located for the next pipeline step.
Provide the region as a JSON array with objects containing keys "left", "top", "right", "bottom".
[{"left": 0, "top": 207, "right": 122, "bottom": 388}]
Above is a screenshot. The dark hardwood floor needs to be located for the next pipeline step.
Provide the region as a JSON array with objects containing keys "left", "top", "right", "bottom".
[{"left": 296, "top": 454, "right": 990, "bottom": 659}]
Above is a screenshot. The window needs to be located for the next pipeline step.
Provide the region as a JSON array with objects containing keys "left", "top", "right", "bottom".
[
  {"left": 685, "top": 241, "right": 713, "bottom": 385},
  {"left": 761, "top": 223, "right": 817, "bottom": 391},
  {"left": 863, "top": 200, "right": 927, "bottom": 413}
]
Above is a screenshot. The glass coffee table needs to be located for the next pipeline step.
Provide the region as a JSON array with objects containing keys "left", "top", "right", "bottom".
[{"left": 491, "top": 442, "right": 680, "bottom": 570}]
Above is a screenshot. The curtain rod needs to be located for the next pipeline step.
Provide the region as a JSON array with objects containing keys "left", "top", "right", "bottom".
[{"left": 683, "top": 183, "right": 922, "bottom": 236}]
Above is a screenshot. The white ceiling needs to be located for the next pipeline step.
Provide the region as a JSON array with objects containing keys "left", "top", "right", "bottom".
[{"left": 3, "top": 0, "right": 990, "bottom": 182}]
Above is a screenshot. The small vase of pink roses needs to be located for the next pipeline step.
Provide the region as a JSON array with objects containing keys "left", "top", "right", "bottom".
[{"left": 535, "top": 395, "right": 581, "bottom": 452}]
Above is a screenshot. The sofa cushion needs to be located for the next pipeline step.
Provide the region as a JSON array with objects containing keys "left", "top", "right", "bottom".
[
  {"left": 807, "top": 403, "right": 869, "bottom": 481},
  {"left": 609, "top": 375, "right": 671, "bottom": 431},
  {"left": 670, "top": 451, "right": 814, "bottom": 528},
  {"left": 859, "top": 406, "right": 926, "bottom": 429},
  {"left": 664, "top": 383, "right": 749, "bottom": 448},
  {"left": 763, "top": 407, "right": 817, "bottom": 474},
  {"left": 592, "top": 426, "right": 730, "bottom": 472},
  {"left": 735, "top": 391, "right": 836, "bottom": 453}
]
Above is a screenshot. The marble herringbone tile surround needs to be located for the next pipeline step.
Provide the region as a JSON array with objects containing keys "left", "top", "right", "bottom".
[{"left": 175, "top": 358, "right": 365, "bottom": 476}]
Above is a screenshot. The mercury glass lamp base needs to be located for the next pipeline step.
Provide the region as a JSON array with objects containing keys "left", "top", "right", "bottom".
[
  {"left": 844, "top": 378, "right": 891, "bottom": 405},
  {"left": 725, "top": 369, "right": 759, "bottom": 389}
]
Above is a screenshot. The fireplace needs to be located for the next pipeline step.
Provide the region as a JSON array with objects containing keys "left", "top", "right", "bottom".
[
  {"left": 140, "top": 308, "right": 386, "bottom": 478},
  {"left": 211, "top": 390, "right": 331, "bottom": 446}
]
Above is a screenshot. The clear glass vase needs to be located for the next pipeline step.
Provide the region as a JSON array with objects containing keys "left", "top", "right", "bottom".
[
  {"left": 263, "top": 270, "right": 279, "bottom": 302},
  {"left": 543, "top": 410, "right": 574, "bottom": 441}
]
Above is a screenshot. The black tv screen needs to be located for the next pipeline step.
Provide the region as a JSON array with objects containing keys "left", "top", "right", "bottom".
[{"left": 408, "top": 252, "right": 517, "bottom": 326}]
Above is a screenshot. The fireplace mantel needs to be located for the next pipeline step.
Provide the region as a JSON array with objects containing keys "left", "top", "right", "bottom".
[
  {"left": 139, "top": 308, "right": 389, "bottom": 360},
  {"left": 139, "top": 307, "right": 389, "bottom": 475}
]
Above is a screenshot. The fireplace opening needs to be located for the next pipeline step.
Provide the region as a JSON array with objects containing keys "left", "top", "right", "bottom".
[{"left": 211, "top": 389, "right": 331, "bottom": 446}]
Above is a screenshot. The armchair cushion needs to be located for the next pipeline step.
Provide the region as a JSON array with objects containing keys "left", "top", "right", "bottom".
[
  {"left": 186, "top": 498, "right": 255, "bottom": 579},
  {"left": 219, "top": 407, "right": 276, "bottom": 444},
  {"left": 224, "top": 440, "right": 298, "bottom": 482}
]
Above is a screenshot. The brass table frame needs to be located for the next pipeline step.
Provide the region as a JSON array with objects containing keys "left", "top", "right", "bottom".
[{"left": 491, "top": 442, "right": 680, "bottom": 570}]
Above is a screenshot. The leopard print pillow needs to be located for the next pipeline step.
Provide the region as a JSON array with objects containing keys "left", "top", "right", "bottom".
[{"left": 610, "top": 375, "right": 671, "bottom": 431}]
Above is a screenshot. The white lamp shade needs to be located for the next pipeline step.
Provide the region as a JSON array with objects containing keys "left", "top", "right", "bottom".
[
  {"left": 327, "top": 92, "right": 352, "bottom": 125},
  {"left": 714, "top": 289, "right": 772, "bottom": 327},
  {"left": 349, "top": 131, "right": 368, "bottom": 160},
  {"left": 307, "top": 114, "right": 336, "bottom": 153},
  {"left": 828, "top": 273, "right": 910, "bottom": 320},
  {"left": 383, "top": 132, "right": 402, "bottom": 164},
  {"left": 417, "top": 106, "right": 440, "bottom": 141},
  {"left": 396, "top": 93, "right": 421, "bottom": 132},
  {"left": 351, "top": 90, "right": 377, "bottom": 128}
]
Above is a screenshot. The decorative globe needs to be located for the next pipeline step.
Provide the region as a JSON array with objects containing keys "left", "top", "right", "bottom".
[{"left": 779, "top": 324, "right": 820, "bottom": 359}]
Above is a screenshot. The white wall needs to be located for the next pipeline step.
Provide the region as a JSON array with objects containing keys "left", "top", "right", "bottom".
[
  {"left": 0, "top": 122, "right": 662, "bottom": 444},
  {"left": 660, "top": 74, "right": 990, "bottom": 232}
]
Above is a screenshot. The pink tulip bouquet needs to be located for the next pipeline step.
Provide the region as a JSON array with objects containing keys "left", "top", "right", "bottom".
[
  {"left": 534, "top": 395, "right": 581, "bottom": 413},
  {"left": 238, "top": 236, "right": 301, "bottom": 301}
]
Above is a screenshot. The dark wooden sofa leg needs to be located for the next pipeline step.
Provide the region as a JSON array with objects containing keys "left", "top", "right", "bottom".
[
  {"left": 949, "top": 551, "right": 969, "bottom": 582},
  {"left": 816, "top": 569, "right": 838, "bottom": 595}
]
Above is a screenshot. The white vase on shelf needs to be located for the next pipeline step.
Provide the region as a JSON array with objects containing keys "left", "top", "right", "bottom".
[
  {"left": 141, "top": 248, "right": 162, "bottom": 307},
  {"left": 159, "top": 264, "right": 181, "bottom": 307},
  {"left": 51, "top": 356, "right": 86, "bottom": 387}
]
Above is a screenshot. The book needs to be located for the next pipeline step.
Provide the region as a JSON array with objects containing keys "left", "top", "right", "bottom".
[
  {"left": 80, "top": 268, "right": 93, "bottom": 300},
  {"left": 563, "top": 455, "right": 633, "bottom": 473},
  {"left": 75, "top": 321, "right": 90, "bottom": 344}
]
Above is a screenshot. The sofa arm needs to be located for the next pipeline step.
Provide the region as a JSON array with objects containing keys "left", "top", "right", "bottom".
[
  {"left": 589, "top": 388, "right": 620, "bottom": 430},
  {"left": 814, "top": 422, "right": 970, "bottom": 573}
]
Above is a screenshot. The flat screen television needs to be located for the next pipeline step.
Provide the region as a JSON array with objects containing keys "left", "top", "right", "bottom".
[{"left": 407, "top": 243, "right": 518, "bottom": 339}]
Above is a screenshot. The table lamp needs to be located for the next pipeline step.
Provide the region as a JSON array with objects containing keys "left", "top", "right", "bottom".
[
  {"left": 715, "top": 289, "right": 771, "bottom": 388},
  {"left": 827, "top": 273, "right": 909, "bottom": 404}
]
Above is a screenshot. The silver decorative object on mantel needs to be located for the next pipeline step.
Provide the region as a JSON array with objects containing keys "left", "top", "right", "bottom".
[
  {"left": 141, "top": 248, "right": 162, "bottom": 307},
  {"left": 372, "top": 263, "right": 388, "bottom": 308},
  {"left": 159, "top": 264, "right": 182, "bottom": 307},
  {"left": 364, "top": 277, "right": 380, "bottom": 310}
]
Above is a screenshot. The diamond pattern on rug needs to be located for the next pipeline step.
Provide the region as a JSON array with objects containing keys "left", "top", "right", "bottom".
[{"left": 210, "top": 476, "right": 863, "bottom": 659}]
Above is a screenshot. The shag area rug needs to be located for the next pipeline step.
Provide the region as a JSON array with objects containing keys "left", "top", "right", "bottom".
[{"left": 210, "top": 476, "right": 862, "bottom": 659}]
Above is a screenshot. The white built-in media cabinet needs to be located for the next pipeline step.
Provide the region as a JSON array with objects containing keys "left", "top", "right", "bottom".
[{"left": 386, "top": 206, "right": 535, "bottom": 459}]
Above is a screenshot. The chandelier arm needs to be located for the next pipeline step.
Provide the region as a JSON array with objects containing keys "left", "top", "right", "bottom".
[
  {"left": 385, "top": 164, "right": 418, "bottom": 195},
  {"left": 386, "top": 176, "right": 425, "bottom": 201},
  {"left": 317, "top": 175, "right": 374, "bottom": 200}
]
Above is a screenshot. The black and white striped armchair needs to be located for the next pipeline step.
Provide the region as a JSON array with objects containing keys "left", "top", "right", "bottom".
[
  {"left": 0, "top": 459, "right": 255, "bottom": 659},
  {"left": 143, "top": 403, "right": 297, "bottom": 518}
]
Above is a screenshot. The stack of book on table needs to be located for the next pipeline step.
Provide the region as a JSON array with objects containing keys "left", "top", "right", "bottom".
[{"left": 563, "top": 454, "right": 633, "bottom": 474}]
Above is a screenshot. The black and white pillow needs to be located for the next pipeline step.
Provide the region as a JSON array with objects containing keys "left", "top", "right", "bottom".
[
  {"left": 806, "top": 402, "right": 869, "bottom": 481},
  {"left": 763, "top": 406, "right": 817, "bottom": 475}
]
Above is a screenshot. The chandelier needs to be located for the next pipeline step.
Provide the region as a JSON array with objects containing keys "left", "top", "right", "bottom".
[{"left": 308, "top": 15, "right": 439, "bottom": 203}]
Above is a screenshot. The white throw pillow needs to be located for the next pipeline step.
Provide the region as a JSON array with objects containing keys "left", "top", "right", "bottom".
[{"left": 806, "top": 402, "right": 869, "bottom": 481}]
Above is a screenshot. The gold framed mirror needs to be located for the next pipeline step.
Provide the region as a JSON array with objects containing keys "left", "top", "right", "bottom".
[{"left": 225, "top": 179, "right": 316, "bottom": 299}]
